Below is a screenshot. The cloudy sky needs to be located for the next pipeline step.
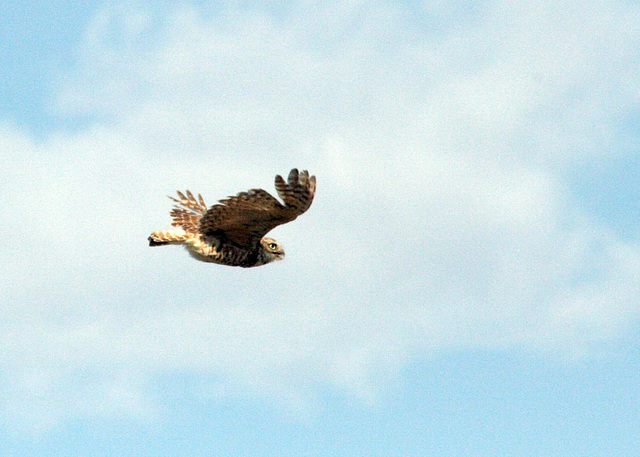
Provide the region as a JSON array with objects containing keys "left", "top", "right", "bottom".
[{"left": 1, "top": 1, "right": 639, "bottom": 455}]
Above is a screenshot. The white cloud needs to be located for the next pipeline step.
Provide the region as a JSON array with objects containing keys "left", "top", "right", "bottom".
[{"left": 2, "top": 0, "right": 640, "bottom": 429}]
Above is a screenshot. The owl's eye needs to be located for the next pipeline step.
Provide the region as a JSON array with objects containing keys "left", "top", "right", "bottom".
[{"left": 268, "top": 242, "right": 278, "bottom": 250}]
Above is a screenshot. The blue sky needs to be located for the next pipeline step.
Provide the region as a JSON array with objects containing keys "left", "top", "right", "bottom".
[{"left": 1, "top": 1, "right": 639, "bottom": 456}]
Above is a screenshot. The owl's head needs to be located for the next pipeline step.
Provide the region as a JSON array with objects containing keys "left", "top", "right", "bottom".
[{"left": 261, "top": 237, "right": 285, "bottom": 262}]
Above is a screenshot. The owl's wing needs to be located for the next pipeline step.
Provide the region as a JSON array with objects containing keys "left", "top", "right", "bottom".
[
  {"left": 199, "top": 169, "right": 316, "bottom": 246},
  {"left": 168, "top": 190, "right": 208, "bottom": 234}
]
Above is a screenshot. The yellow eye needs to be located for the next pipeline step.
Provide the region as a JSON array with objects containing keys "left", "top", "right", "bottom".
[{"left": 268, "top": 242, "right": 278, "bottom": 250}]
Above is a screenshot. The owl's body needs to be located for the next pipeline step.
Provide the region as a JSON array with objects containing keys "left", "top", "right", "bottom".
[
  {"left": 148, "top": 169, "right": 316, "bottom": 267},
  {"left": 150, "top": 230, "right": 281, "bottom": 267}
]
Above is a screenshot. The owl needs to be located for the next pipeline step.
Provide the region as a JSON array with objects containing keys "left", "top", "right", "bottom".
[{"left": 148, "top": 169, "right": 316, "bottom": 267}]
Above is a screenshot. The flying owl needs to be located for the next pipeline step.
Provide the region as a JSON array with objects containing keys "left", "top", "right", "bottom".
[{"left": 148, "top": 169, "right": 316, "bottom": 267}]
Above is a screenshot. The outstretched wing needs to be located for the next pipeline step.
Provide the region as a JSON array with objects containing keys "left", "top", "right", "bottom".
[
  {"left": 199, "top": 169, "right": 316, "bottom": 246},
  {"left": 168, "top": 190, "right": 208, "bottom": 234}
]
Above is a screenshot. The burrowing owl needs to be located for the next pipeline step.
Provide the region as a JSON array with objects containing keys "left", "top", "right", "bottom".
[{"left": 148, "top": 169, "right": 316, "bottom": 267}]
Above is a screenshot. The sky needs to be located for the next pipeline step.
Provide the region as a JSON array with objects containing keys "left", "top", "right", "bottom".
[{"left": 1, "top": 0, "right": 639, "bottom": 455}]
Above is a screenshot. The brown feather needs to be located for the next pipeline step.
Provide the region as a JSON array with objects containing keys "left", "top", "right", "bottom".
[
  {"left": 199, "top": 169, "right": 316, "bottom": 247},
  {"left": 167, "top": 190, "right": 208, "bottom": 233}
]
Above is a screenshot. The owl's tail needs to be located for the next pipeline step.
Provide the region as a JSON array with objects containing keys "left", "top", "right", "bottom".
[{"left": 148, "top": 230, "right": 189, "bottom": 246}]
